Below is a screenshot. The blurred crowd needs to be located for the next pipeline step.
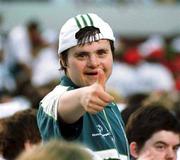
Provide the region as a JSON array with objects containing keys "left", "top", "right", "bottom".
[
  {"left": 0, "top": 12, "right": 180, "bottom": 116},
  {"left": 107, "top": 34, "right": 180, "bottom": 98},
  {"left": 0, "top": 11, "right": 180, "bottom": 160},
  {"left": 0, "top": 15, "right": 61, "bottom": 117}
]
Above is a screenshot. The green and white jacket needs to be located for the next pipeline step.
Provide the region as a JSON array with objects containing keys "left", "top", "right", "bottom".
[{"left": 37, "top": 76, "right": 130, "bottom": 160}]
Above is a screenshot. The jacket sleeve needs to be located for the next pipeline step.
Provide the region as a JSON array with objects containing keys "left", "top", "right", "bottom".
[{"left": 37, "top": 85, "right": 68, "bottom": 141}]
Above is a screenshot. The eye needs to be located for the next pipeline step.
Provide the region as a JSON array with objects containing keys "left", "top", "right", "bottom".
[
  {"left": 75, "top": 52, "right": 88, "bottom": 60},
  {"left": 97, "top": 49, "right": 108, "bottom": 57},
  {"left": 155, "top": 144, "right": 166, "bottom": 151},
  {"left": 78, "top": 53, "right": 86, "bottom": 57}
]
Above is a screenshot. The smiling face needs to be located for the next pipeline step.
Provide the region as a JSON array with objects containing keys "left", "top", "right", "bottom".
[
  {"left": 131, "top": 130, "right": 180, "bottom": 160},
  {"left": 64, "top": 39, "right": 113, "bottom": 87}
]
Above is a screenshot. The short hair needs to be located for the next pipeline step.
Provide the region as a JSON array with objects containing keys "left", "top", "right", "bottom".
[
  {"left": 126, "top": 104, "right": 180, "bottom": 152},
  {"left": 59, "top": 26, "right": 114, "bottom": 72},
  {"left": 16, "top": 139, "right": 94, "bottom": 160},
  {"left": 0, "top": 109, "right": 41, "bottom": 160}
]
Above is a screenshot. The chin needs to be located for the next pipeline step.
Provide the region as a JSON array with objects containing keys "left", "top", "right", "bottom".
[{"left": 83, "top": 80, "right": 95, "bottom": 86}]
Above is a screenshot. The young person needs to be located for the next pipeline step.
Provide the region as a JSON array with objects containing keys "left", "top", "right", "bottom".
[
  {"left": 126, "top": 104, "right": 180, "bottom": 160},
  {"left": 0, "top": 109, "right": 41, "bottom": 160},
  {"left": 37, "top": 13, "right": 130, "bottom": 160}
]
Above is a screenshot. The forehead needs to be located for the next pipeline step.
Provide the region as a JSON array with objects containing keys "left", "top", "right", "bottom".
[
  {"left": 145, "top": 130, "right": 180, "bottom": 147},
  {"left": 69, "top": 39, "right": 111, "bottom": 53}
]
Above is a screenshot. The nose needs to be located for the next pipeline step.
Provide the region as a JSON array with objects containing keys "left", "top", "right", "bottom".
[
  {"left": 165, "top": 148, "right": 176, "bottom": 160},
  {"left": 87, "top": 54, "right": 100, "bottom": 68}
]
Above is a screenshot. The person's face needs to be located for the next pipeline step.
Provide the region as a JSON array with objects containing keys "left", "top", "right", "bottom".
[
  {"left": 138, "top": 130, "right": 180, "bottom": 160},
  {"left": 65, "top": 39, "right": 113, "bottom": 87}
]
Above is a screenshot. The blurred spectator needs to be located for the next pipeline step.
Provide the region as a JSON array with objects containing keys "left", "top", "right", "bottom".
[
  {"left": 137, "top": 35, "right": 175, "bottom": 93},
  {"left": 121, "top": 89, "right": 179, "bottom": 126},
  {"left": 0, "top": 109, "right": 41, "bottom": 160},
  {"left": 138, "top": 35, "right": 165, "bottom": 62},
  {"left": 6, "top": 19, "right": 46, "bottom": 68},
  {"left": 121, "top": 92, "right": 149, "bottom": 125},
  {"left": 122, "top": 47, "right": 143, "bottom": 66},
  {"left": 3, "top": 20, "right": 58, "bottom": 109},
  {"left": 31, "top": 28, "right": 60, "bottom": 87},
  {"left": 136, "top": 60, "right": 175, "bottom": 93},
  {"left": 5, "top": 19, "right": 47, "bottom": 87},
  {"left": 0, "top": 35, "right": 31, "bottom": 118},
  {"left": 107, "top": 59, "right": 175, "bottom": 98},
  {"left": 164, "top": 36, "right": 180, "bottom": 91},
  {"left": 16, "top": 139, "right": 99, "bottom": 160},
  {"left": 0, "top": 35, "right": 16, "bottom": 94},
  {"left": 142, "top": 91, "right": 178, "bottom": 110},
  {"left": 107, "top": 35, "right": 175, "bottom": 98},
  {"left": 107, "top": 61, "right": 143, "bottom": 97}
]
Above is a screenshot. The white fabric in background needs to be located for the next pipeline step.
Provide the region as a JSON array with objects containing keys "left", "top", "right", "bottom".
[
  {"left": 107, "top": 62, "right": 175, "bottom": 97},
  {"left": 31, "top": 47, "right": 60, "bottom": 87},
  {"left": 0, "top": 97, "right": 30, "bottom": 118}
]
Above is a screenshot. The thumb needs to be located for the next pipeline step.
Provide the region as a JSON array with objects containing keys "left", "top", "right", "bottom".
[{"left": 97, "top": 68, "right": 106, "bottom": 88}]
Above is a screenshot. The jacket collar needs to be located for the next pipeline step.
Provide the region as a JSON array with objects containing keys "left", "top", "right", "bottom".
[{"left": 60, "top": 76, "right": 79, "bottom": 89}]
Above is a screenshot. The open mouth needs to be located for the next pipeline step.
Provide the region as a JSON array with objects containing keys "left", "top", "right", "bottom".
[
  {"left": 85, "top": 72, "right": 98, "bottom": 76},
  {"left": 84, "top": 71, "right": 99, "bottom": 76}
]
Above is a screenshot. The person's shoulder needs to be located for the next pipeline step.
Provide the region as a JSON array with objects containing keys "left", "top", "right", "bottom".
[
  {"left": 41, "top": 85, "right": 69, "bottom": 103},
  {"left": 40, "top": 85, "right": 68, "bottom": 108},
  {"left": 38, "top": 85, "right": 69, "bottom": 121}
]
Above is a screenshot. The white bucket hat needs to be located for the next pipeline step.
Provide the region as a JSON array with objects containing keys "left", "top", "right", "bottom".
[{"left": 58, "top": 13, "right": 115, "bottom": 55}]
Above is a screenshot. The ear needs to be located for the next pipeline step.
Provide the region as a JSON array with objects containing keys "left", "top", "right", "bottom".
[
  {"left": 130, "top": 142, "right": 139, "bottom": 159},
  {"left": 59, "top": 58, "right": 67, "bottom": 68}
]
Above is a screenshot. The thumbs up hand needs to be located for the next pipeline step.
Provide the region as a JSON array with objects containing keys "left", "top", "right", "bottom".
[
  {"left": 96, "top": 68, "right": 106, "bottom": 89},
  {"left": 80, "top": 68, "right": 114, "bottom": 114}
]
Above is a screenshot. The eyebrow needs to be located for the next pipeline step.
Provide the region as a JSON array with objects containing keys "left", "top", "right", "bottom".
[
  {"left": 75, "top": 51, "right": 89, "bottom": 54},
  {"left": 75, "top": 48, "right": 109, "bottom": 54},
  {"left": 97, "top": 48, "right": 109, "bottom": 52},
  {"left": 154, "top": 141, "right": 167, "bottom": 145},
  {"left": 154, "top": 141, "right": 180, "bottom": 148}
]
